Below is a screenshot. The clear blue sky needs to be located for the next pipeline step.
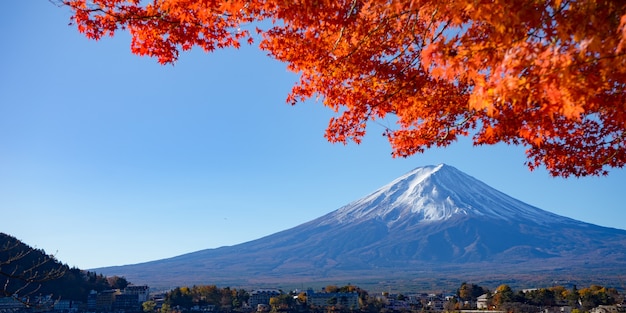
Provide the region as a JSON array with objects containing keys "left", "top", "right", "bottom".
[{"left": 1, "top": 1, "right": 624, "bottom": 270}]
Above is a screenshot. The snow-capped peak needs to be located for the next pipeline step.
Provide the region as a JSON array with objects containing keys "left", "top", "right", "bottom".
[{"left": 320, "top": 164, "right": 569, "bottom": 227}]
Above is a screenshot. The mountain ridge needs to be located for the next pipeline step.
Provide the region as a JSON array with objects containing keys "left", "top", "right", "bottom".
[{"left": 94, "top": 164, "right": 626, "bottom": 289}]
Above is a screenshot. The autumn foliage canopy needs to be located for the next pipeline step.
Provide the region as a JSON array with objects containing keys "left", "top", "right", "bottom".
[{"left": 62, "top": 0, "right": 626, "bottom": 177}]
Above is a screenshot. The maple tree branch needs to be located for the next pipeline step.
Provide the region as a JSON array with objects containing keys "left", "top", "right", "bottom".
[
  {"left": 334, "top": 9, "right": 417, "bottom": 61},
  {"left": 593, "top": 130, "right": 626, "bottom": 167},
  {"left": 542, "top": 0, "right": 571, "bottom": 23},
  {"left": 332, "top": 0, "right": 358, "bottom": 52},
  {"left": 48, "top": 0, "right": 65, "bottom": 8},
  {"left": 63, "top": 0, "right": 234, "bottom": 29}
]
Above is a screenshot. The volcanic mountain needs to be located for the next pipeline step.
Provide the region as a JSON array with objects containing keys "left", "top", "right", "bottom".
[{"left": 96, "top": 164, "right": 626, "bottom": 289}]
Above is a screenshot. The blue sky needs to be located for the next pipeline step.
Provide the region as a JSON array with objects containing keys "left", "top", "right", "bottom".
[{"left": 1, "top": 1, "right": 624, "bottom": 270}]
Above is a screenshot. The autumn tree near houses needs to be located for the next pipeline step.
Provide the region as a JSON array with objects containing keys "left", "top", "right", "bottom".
[
  {"left": 492, "top": 284, "right": 514, "bottom": 308},
  {"left": 60, "top": 0, "right": 626, "bottom": 177},
  {"left": 457, "top": 282, "right": 488, "bottom": 302}
]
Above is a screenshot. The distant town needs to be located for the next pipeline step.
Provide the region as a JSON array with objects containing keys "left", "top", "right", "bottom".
[{"left": 0, "top": 282, "right": 624, "bottom": 313}]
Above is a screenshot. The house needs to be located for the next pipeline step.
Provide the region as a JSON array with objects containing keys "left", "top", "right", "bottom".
[
  {"left": 306, "top": 289, "right": 359, "bottom": 309},
  {"left": 386, "top": 298, "right": 410, "bottom": 311},
  {"left": 541, "top": 306, "right": 573, "bottom": 313},
  {"left": 476, "top": 294, "right": 490, "bottom": 310},
  {"left": 427, "top": 296, "right": 444, "bottom": 311},
  {"left": 248, "top": 289, "right": 282, "bottom": 308},
  {"left": 0, "top": 297, "right": 25, "bottom": 311},
  {"left": 591, "top": 305, "right": 619, "bottom": 313},
  {"left": 94, "top": 290, "right": 121, "bottom": 312},
  {"left": 113, "top": 294, "right": 140, "bottom": 312},
  {"left": 53, "top": 300, "right": 82, "bottom": 313},
  {"left": 124, "top": 285, "right": 150, "bottom": 304}
]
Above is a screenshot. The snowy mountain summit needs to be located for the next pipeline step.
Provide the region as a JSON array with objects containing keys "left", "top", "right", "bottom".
[{"left": 325, "top": 164, "right": 568, "bottom": 227}]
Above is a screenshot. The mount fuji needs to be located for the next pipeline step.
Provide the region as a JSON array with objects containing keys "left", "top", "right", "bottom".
[{"left": 96, "top": 164, "right": 626, "bottom": 289}]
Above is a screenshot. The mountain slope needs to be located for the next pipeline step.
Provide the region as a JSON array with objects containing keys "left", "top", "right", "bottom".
[{"left": 95, "top": 164, "right": 626, "bottom": 288}]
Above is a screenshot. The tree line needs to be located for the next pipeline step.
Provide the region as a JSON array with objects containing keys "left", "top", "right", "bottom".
[
  {"left": 146, "top": 284, "right": 374, "bottom": 313},
  {"left": 142, "top": 282, "right": 625, "bottom": 313},
  {"left": 454, "top": 282, "right": 622, "bottom": 313},
  {"left": 158, "top": 285, "right": 249, "bottom": 313}
]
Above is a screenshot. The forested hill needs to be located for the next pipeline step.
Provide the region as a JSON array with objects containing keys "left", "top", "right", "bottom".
[{"left": 0, "top": 232, "right": 130, "bottom": 301}]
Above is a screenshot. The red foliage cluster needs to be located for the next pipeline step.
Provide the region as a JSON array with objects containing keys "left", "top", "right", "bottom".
[{"left": 64, "top": 0, "right": 626, "bottom": 177}]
